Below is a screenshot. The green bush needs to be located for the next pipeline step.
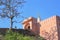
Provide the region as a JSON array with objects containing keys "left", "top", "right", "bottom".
[{"left": 4, "top": 30, "right": 44, "bottom": 40}]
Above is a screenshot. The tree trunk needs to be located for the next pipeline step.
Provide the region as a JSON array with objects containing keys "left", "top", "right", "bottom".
[{"left": 10, "top": 18, "right": 13, "bottom": 29}]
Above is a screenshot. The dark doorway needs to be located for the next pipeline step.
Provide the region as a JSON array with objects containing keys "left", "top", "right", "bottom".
[{"left": 28, "top": 26, "right": 30, "bottom": 30}]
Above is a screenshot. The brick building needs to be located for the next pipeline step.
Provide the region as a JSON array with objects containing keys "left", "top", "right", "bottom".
[{"left": 22, "top": 15, "right": 60, "bottom": 40}]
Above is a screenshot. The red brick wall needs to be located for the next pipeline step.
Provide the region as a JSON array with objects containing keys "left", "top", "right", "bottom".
[{"left": 40, "top": 16, "right": 58, "bottom": 40}]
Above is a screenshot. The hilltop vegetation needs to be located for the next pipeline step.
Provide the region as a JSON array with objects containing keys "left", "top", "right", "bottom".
[{"left": 0, "top": 30, "right": 45, "bottom": 40}]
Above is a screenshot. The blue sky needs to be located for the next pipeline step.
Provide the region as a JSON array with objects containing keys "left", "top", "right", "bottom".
[{"left": 0, "top": 0, "right": 60, "bottom": 29}]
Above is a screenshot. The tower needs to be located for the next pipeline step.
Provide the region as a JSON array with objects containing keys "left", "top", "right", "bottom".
[{"left": 37, "top": 13, "right": 41, "bottom": 23}]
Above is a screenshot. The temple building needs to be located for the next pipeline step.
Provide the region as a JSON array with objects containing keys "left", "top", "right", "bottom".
[{"left": 22, "top": 15, "right": 60, "bottom": 40}]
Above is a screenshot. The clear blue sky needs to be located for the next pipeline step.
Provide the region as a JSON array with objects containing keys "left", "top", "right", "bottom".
[{"left": 0, "top": 0, "right": 60, "bottom": 29}]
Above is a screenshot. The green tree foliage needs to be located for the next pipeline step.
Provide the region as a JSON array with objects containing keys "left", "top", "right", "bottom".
[{"left": 4, "top": 30, "right": 44, "bottom": 40}]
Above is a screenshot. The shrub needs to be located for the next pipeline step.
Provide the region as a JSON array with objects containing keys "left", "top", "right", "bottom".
[{"left": 4, "top": 30, "right": 44, "bottom": 40}]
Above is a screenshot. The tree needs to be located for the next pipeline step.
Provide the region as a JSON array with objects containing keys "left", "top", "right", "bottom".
[{"left": 0, "top": 0, "right": 25, "bottom": 29}]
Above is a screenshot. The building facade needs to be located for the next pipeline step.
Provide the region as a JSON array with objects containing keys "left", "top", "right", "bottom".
[{"left": 22, "top": 15, "right": 60, "bottom": 40}]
